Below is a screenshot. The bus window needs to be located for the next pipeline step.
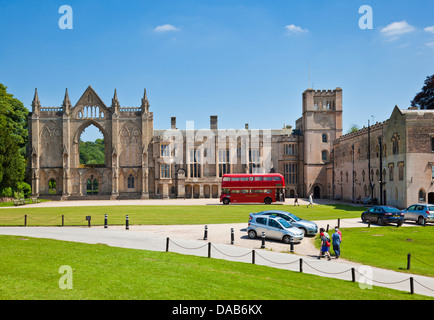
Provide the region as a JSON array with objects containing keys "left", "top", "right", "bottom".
[
  {"left": 264, "top": 177, "right": 272, "bottom": 181},
  {"left": 240, "top": 177, "right": 249, "bottom": 181},
  {"left": 254, "top": 177, "right": 263, "bottom": 181},
  {"left": 232, "top": 190, "right": 240, "bottom": 193},
  {"left": 264, "top": 189, "right": 272, "bottom": 193},
  {"left": 249, "top": 177, "right": 254, "bottom": 181},
  {"left": 232, "top": 178, "right": 240, "bottom": 181},
  {"left": 254, "top": 189, "right": 263, "bottom": 193},
  {"left": 222, "top": 188, "right": 230, "bottom": 194},
  {"left": 272, "top": 177, "right": 281, "bottom": 181},
  {"left": 241, "top": 189, "right": 249, "bottom": 193},
  {"left": 222, "top": 177, "right": 231, "bottom": 182}
]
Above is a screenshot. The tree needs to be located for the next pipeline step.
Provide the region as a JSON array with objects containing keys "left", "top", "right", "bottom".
[
  {"left": 0, "top": 84, "right": 28, "bottom": 192},
  {"left": 79, "top": 139, "right": 105, "bottom": 165},
  {"left": 347, "top": 124, "right": 360, "bottom": 134},
  {"left": 411, "top": 74, "right": 434, "bottom": 110}
]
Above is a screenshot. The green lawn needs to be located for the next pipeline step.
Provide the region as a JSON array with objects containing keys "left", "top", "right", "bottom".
[
  {"left": 0, "top": 203, "right": 365, "bottom": 226},
  {"left": 316, "top": 226, "right": 434, "bottom": 277},
  {"left": 0, "top": 235, "right": 430, "bottom": 300}
]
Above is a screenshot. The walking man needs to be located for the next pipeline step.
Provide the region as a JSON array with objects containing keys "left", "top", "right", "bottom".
[
  {"left": 332, "top": 227, "right": 342, "bottom": 259},
  {"left": 307, "top": 193, "right": 313, "bottom": 208},
  {"left": 294, "top": 193, "right": 299, "bottom": 206}
]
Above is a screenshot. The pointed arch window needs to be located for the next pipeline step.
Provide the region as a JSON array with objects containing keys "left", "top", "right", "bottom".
[
  {"left": 128, "top": 174, "right": 135, "bottom": 188},
  {"left": 86, "top": 175, "right": 98, "bottom": 195},
  {"left": 392, "top": 133, "right": 400, "bottom": 154}
]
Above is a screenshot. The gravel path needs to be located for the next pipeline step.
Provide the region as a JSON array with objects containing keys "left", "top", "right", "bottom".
[{"left": 94, "top": 218, "right": 367, "bottom": 260}]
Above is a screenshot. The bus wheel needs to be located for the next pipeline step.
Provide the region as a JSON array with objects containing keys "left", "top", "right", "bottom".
[
  {"left": 264, "top": 197, "right": 272, "bottom": 205},
  {"left": 223, "top": 198, "right": 230, "bottom": 205}
]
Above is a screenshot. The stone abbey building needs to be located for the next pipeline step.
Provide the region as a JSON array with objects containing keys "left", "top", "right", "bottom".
[{"left": 27, "top": 85, "right": 434, "bottom": 208}]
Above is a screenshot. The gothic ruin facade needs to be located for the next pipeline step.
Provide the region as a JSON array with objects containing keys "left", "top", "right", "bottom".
[{"left": 27, "top": 86, "right": 434, "bottom": 207}]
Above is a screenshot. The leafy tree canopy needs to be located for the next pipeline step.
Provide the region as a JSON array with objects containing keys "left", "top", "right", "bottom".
[
  {"left": 79, "top": 139, "right": 105, "bottom": 165},
  {"left": 0, "top": 84, "right": 27, "bottom": 191},
  {"left": 411, "top": 74, "right": 434, "bottom": 110}
]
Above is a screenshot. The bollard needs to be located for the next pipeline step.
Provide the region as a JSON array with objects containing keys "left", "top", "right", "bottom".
[
  {"left": 290, "top": 238, "right": 294, "bottom": 253},
  {"left": 252, "top": 250, "right": 255, "bottom": 264},
  {"left": 407, "top": 253, "right": 411, "bottom": 270},
  {"left": 299, "top": 258, "right": 303, "bottom": 273},
  {"left": 203, "top": 225, "right": 208, "bottom": 240},
  {"left": 62, "top": 215, "right": 64, "bottom": 227},
  {"left": 231, "top": 228, "right": 234, "bottom": 245},
  {"left": 368, "top": 221, "right": 371, "bottom": 228},
  {"left": 351, "top": 268, "right": 356, "bottom": 282},
  {"left": 410, "top": 277, "right": 414, "bottom": 294},
  {"left": 86, "top": 215, "right": 91, "bottom": 228},
  {"left": 104, "top": 214, "right": 108, "bottom": 228},
  {"left": 24, "top": 215, "right": 27, "bottom": 227},
  {"left": 208, "top": 242, "right": 211, "bottom": 258},
  {"left": 326, "top": 224, "right": 329, "bottom": 232},
  {"left": 337, "top": 218, "right": 340, "bottom": 229},
  {"left": 261, "top": 232, "right": 265, "bottom": 249},
  {"left": 126, "top": 215, "right": 129, "bottom": 230},
  {"left": 166, "top": 237, "right": 170, "bottom": 252}
]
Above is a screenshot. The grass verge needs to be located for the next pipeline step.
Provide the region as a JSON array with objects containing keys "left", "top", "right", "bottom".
[
  {"left": 0, "top": 235, "right": 430, "bottom": 300},
  {"left": 0, "top": 203, "right": 365, "bottom": 226},
  {"left": 315, "top": 226, "right": 434, "bottom": 277}
]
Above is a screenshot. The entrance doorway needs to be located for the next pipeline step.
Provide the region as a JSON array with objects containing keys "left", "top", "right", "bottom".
[
  {"left": 313, "top": 185, "right": 321, "bottom": 199},
  {"left": 428, "top": 192, "right": 434, "bottom": 204},
  {"left": 86, "top": 175, "right": 99, "bottom": 195}
]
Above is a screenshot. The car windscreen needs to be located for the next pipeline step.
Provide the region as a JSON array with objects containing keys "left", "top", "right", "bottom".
[
  {"left": 278, "top": 218, "right": 291, "bottom": 228},
  {"left": 429, "top": 206, "right": 434, "bottom": 211},
  {"left": 286, "top": 212, "right": 301, "bottom": 221},
  {"left": 384, "top": 207, "right": 400, "bottom": 212}
]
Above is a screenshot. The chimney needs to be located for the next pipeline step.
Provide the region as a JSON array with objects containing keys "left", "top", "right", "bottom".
[
  {"left": 171, "top": 117, "right": 177, "bottom": 129},
  {"left": 210, "top": 115, "right": 218, "bottom": 130},
  {"left": 245, "top": 123, "right": 249, "bottom": 129}
]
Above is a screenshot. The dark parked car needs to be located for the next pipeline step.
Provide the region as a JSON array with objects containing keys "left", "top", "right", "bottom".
[{"left": 361, "top": 206, "right": 404, "bottom": 226}]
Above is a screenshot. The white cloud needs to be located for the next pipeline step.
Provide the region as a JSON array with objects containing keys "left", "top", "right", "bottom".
[
  {"left": 284, "top": 24, "right": 308, "bottom": 34},
  {"left": 426, "top": 42, "right": 434, "bottom": 48},
  {"left": 380, "top": 20, "right": 416, "bottom": 39},
  {"left": 424, "top": 26, "right": 434, "bottom": 34},
  {"left": 154, "top": 24, "right": 180, "bottom": 32}
]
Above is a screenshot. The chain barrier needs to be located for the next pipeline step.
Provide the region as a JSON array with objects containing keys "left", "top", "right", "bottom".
[
  {"left": 210, "top": 244, "right": 252, "bottom": 259},
  {"left": 168, "top": 239, "right": 208, "bottom": 251},
  {"left": 254, "top": 251, "right": 299, "bottom": 265},
  {"left": 27, "top": 215, "right": 63, "bottom": 222},
  {"left": 411, "top": 255, "right": 434, "bottom": 268},
  {"left": 165, "top": 235, "right": 434, "bottom": 295},
  {"left": 302, "top": 260, "right": 353, "bottom": 275},
  {"left": 0, "top": 216, "right": 26, "bottom": 221}
]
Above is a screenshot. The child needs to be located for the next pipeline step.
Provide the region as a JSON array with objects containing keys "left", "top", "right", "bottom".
[{"left": 318, "top": 231, "right": 331, "bottom": 261}]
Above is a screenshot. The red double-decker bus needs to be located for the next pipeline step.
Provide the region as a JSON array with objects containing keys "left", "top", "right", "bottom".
[{"left": 220, "top": 173, "right": 285, "bottom": 205}]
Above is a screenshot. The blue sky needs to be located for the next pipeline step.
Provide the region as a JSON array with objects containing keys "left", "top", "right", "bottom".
[{"left": 1, "top": 0, "right": 433, "bottom": 141}]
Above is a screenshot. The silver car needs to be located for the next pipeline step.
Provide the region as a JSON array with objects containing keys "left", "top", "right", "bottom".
[
  {"left": 403, "top": 204, "right": 434, "bottom": 224},
  {"left": 249, "top": 210, "right": 318, "bottom": 236},
  {"left": 247, "top": 215, "right": 304, "bottom": 244}
]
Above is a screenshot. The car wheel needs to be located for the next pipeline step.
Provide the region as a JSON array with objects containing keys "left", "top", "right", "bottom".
[
  {"left": 361, "top": 215, "right": 367, "bottom": 223},
  {"left": 417, "top": 216, "right": 425, "bottom": 225},
  {"left": 377, "top": 217, "right": 383, "bottom": 226},
  {"left": 264, "top": 197, "right": 272, "bottom": 205},
  {"left": 248, "top": 230, "right": 257, "bottom": 239},
  {"left": 282, "top": 235, "right": 292, "bottom": 244},
  {"left": 300, "top": 228, "right": 308, "bottom": 236},
  {"left": 222, "top": 198, "right": 230, "bottom": 205}
]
